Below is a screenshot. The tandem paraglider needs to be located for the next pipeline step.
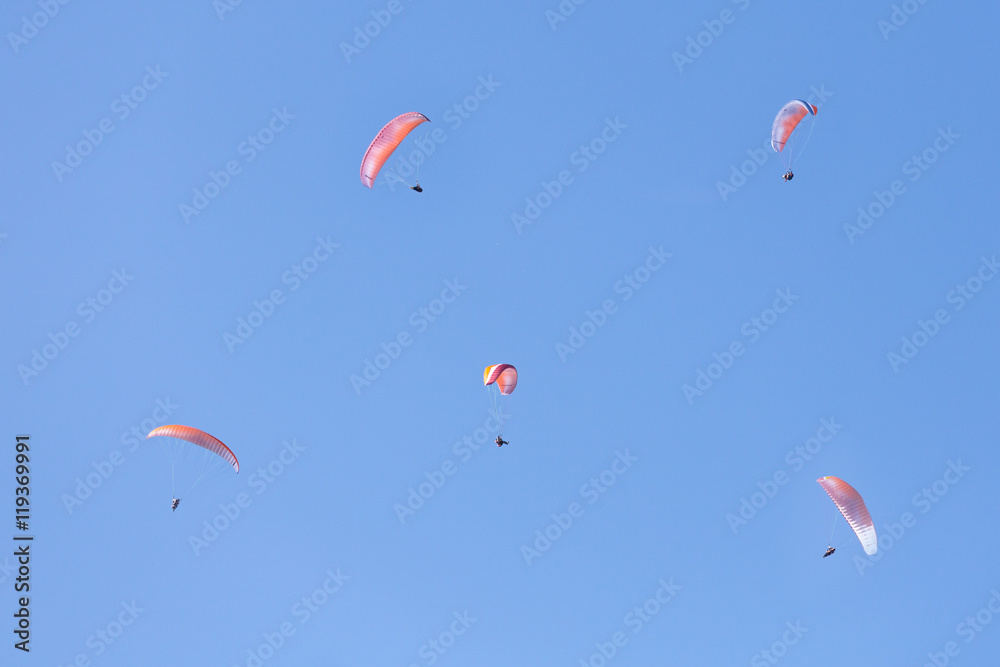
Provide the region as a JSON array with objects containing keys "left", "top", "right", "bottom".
[
  {"left": 772, "top": 100, "right": 817, "bottom": 182},
  {"left": 146, "top": 425, "right": 239, "bottom": 511}
]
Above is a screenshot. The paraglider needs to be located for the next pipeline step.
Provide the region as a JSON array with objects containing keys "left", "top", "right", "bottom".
[
  {"left": 484, "top": 364, "right": 517, "bottom": 444},
  {"left": 360, "top": 112, "right": 430, "bottom": 191},
  {"left": 817, "top": 476, "right": 877, "bottom": 557},
  {"left": 772, "top": 100, "right": 817, "bottom": 181},
  {"left": 147, "top": 425, "right": 239, "bottom": 510}
]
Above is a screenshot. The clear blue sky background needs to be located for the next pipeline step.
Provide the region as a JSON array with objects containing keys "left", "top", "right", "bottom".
[{"left": 4, "top": 1, "right": 1000, "bottom": 665}]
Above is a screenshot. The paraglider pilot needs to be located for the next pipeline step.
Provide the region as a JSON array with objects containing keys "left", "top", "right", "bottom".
[
  {"left": 495, "top": 436, "right": 508, "bottom": 447},
  {"left": 823, "top": 546, "right": 835, "bottom": 558},
  {"left": 782, "top": 171, "right": 794, "bottom": 182},
  {"left": 171, "top": 498, "right": 181, "bottom": 512},
  {"left": 410, "top": 182, "right": 423, "bottom": 193}
]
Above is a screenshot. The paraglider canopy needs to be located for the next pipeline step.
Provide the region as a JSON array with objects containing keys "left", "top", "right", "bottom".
[
  {"left": 483, "top": 364, "right": 517, "bottom": 394},
  {"left": 147, "top": 425, "right": 239, "bottom": 473},
  {"left": 771, "top": 100, "right": 817, "bottom": 153},
  {"left": 817, "top": 476, "right": 876, "bottom": 555},
  {"left": 360, "top": 112, "right": 430, "bottom": 189}
]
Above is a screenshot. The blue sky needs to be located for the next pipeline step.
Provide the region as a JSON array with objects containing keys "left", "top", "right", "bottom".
[{"left": 4, "top": 1, "right": 1000, "bottom": 665}]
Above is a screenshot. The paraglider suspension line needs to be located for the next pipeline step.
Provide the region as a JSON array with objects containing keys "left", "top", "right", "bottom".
[{"left": 828, "top": 507, "right": 839, "bottom": 547}]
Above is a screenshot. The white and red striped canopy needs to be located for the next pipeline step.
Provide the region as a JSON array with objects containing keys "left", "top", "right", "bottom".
[
  {"left": 360, "top": 112, "right": 430, "bottom": 188},
  {"left": 147, "top": 425, "right": 239, "bottom": 473},
  {"left": 817, "top": 476, "right": 876, "bottom": 555}
]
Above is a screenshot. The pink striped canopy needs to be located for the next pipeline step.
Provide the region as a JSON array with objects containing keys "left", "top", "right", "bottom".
[
  {"left": 771, "top": 100, "right": 817, "bottom": 152},
  {"left": 817, "top": 476, "right": 876, "bottom": 555},
  {"left": 484, "top": 364, "right": 517, "bottom": 395},
  {"left": 147, "top": 425, "right": 239, "bottom": 473},
  {"left": 359, "top": 112, "right": 430, "bottom": 188}
]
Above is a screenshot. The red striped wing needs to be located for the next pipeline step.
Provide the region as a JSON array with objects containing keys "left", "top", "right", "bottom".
[
  {"left": 817, "top": 476, "right": 876, "bottom": 555},
  {"left": 147, "top": 425, "right": 239, "bottom": 473},
  {"left": 360, "top": 112, "right": 430, "bottom": 188}
]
